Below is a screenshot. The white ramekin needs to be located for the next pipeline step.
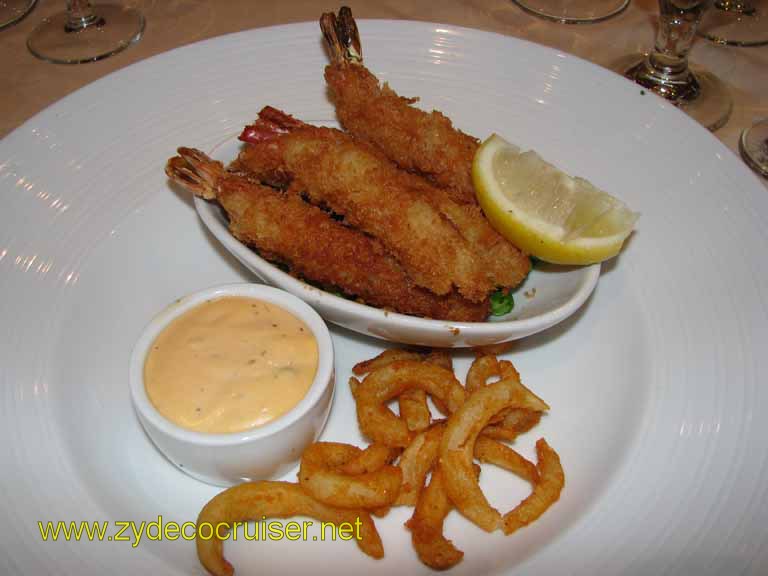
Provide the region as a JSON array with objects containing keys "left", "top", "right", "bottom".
[{"left": 129, "top": 283, "right": 334, "bottom": 486}]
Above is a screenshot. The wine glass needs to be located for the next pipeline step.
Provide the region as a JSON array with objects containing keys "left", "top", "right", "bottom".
[
  {"left": 615, "top": 0, "right": 732, "bottom": 131},
  {"left": 27, "top": 1, "right": 144, "bottom": 64},
  {"left": 740, "top": 119, "right": 768, "bottom": 177},
  {"left": 699, "top": 0, "right": 768, "bottom": 46},
  {"left": 0, "top": 0, "right": 36, "bottom": 30},
  {"left": 510, "top": 0, "right": 630, "bottom": 24}
]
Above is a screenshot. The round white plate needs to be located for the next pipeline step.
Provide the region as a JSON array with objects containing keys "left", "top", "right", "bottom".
[
  {"left": 1, "top": 20, "right": 767, "bottom": 576},
  {"left": 193, "top": 137, "right": 600, "bottom": 348}
]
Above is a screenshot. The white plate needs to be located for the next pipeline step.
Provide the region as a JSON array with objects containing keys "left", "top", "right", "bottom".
[
  {"left": 1, "top": 20, "right": 767, "bottom": 576},
  {"left": 193, "top": 137, "right": 600, "bottom": 348}
]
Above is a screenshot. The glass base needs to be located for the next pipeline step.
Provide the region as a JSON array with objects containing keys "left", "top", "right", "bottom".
[
  {"left": 0, "top": 0, "right": 36, "bottom": 30},
  {"left": 740, "top": 119, "right": 768, "bottom": 177},
  {"left": 510, "top": 0, "right": 630, "bottom": 23},
  {"left": 614, "top": 54, "right": 732, "bottom": 132},
  {"left": 699, "top": 0, "right": 768, "bottom": 47},
  {"left": 27, "top": 4, "right": 144, "bottom": 65}
]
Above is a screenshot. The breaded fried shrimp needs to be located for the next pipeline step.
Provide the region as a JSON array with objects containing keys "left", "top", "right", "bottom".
[
  {"left": 238, "top": 108, "right": 494, "bottom": 302},
  {"left": 322, "top": 7, "right": 480, "bottom": 206},
  {"left": 166, "top": 148, "right": 489, "bottom": 321}
]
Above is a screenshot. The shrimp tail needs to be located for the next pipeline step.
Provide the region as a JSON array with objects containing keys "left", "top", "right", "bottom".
[
  {"left": 165, "top": 147, "right": 223, "bottom": 200},
  {"left": 321, "top": 7, "right": 362, "bottom": 64},
  {"left": 239, "top": 106, "right": 306, "bottom": 145}
]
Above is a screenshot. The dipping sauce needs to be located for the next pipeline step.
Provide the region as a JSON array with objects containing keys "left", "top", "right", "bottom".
[{"left": 144, "top": 296, "right": 318, "bottom": 434}]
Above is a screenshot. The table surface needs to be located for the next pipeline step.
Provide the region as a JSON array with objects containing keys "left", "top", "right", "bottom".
[{"left": 2, "top": 0, "right": 766, "bottom": 177}]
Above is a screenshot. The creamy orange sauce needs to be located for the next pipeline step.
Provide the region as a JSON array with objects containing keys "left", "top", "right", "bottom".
[{"left": 144, "top": 296, "right": 318, "bottom": 434}]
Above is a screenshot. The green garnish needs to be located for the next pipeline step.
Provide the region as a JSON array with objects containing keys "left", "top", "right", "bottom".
[{"left": 490, "top": 289, "right": 514, "bottom": 316}]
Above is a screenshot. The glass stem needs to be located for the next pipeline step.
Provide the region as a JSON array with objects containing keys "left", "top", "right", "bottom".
[
  {"left": 627, "top": 0, "right": 708, "bottom": 103},
  {"left": 651, "top": 0, "right": 703, "bottom": 72},
  {"left": 65, "top": 0, "right": 102, "bottom": 32}
]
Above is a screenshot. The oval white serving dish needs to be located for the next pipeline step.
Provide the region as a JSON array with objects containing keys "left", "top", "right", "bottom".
[
  {"left": 195, "top": 194, "right": 600, "bottom": 348},
  {"left": 193, "top": 137, "right": 600, "bottom": 348}
]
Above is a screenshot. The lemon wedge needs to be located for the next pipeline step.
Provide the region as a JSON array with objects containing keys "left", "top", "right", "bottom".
[{"left": 473, "top": 134, "right": 639, "bottom": 265}]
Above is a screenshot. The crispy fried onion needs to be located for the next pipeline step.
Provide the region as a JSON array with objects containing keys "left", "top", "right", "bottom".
[
  {"left": 395, "top": 422, "right": 445, "bottom": 506},
  {"left": 336, "top": 442, "right": 400, "bottom": 475},
  {"left": 404, "top": 435, "right": 542, "bottom": 570},
  {"left": 396, "top": 424, "right": 540, "bottom": 507},
  {"left": 474, "top": 436, "right": 539, "bottom": 485},
  {"left": 467, "top": 355, "right": 543, "bottom": 440},
  {"left": 439, "top": 376, "right": 549, "bottom": 532},
  {"left": 352, "top": 348, "right": 453, "bottom": 376},
  {"left": 196, "top": 351, "right": 563, "bottom": 575},
  {"left": 352, "top": 349, "right": 425, "bottom": 375},
  {"left": 482, "top": 408, "right": 542, "bottom": 442},
  {"left": 353, "top": 349, "right": 452, "bottom": 430},
  {"left": 422, "top": 349, "right": 453, "bottom": 371},
  {"left": 502, "top": 439, "right": 565, "bottom": 535},
  {"left": 399, "top": 388, "right": 432, "bottom": 433},
  {"left": 196, "top": 481, "right": 384, "bottom": 576},
  {"left": 299, "top": 442, "right": 402, "bottom": 509},
  {"left": 355, "top": 361, "right": 465, "bottom": 447},
  {"left": 405, "top": 464, "right": 465, "bottom": 570},
  {"left": 466, "top": 355, "right": 519, "bottom": 395}
]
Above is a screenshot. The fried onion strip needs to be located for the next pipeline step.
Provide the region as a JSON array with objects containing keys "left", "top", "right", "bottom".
[
  {"left": 196, "top": 481, "right": 383, "bottom": 576},
  {"left": 439, "top": 376, "right": 549, "bottom": 531},
  {"left": 503, "top": 439, "right": 565, "bottom": 535},
  {"left": 466, "top": 355, "right": 503, "bottom": 394},
  {"left": 352, "top": 349, "right": 424, "bottom": 375},
  {"left": 405, "top": 465, "right": 464, "bottom": 570},
  {"left": 349, "top": 376, "right": 361, "bottom": 397},
  {"left": 299, "top": 442, "right": 402, "bottom": 509},
  {"left": 395, "top": 422, "right": 444, "bottom": 506},
  {"left": 336, "top": 443, "right": 400, "bottom": 475},
  {"left": 482, "top": 409, "right": 542, "bottom": 442},
  {"left": 399, "top": 389, "right": 431, "bottom": 432},
  {"left": 474, "top": 436, "right": 539, "bottom": 485},
  {"left": 423, "top": 349, "right": 453, "bottom": 371},
  {"left": 468, "top": 355, "right": 542, "bottom": 436},
  {"left": 354, "top": 351, "right": 452, "bottom": 429},
  {"left": 356, "top": 361, "right": 465, "bottom": 447}
]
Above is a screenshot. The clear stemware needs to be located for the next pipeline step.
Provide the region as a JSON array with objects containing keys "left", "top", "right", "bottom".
[
  {"left": 0, "top": 0, "right": 36, "bottom": 30},
  {"left": 27, "top": 0, "right": 144, "bottom": 64},
  {"left": 510, "top": 0, "right": 630, "bottom": 23},
  {"left": 615, "top": 0, "right": 732, "bottom": 131},
  {"left": 699, "top": 0, "right": 768, "bottom": 46},
  {"left": 740, "top": 119, "right": 768, "bottom": 177}
]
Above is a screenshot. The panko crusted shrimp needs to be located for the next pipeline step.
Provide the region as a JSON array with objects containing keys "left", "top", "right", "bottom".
[
  {"left": 238, "top": 107, "right": 530, "bottom": 297},
  {"left": 237, "top": 107, "right": 494, "bottom": 302},
  {"left": 322, "top": 7, "right": 480, "bottom": 206},
  {"left": 165, "top": 147, "right": 490, "bottom": 321},
  {"left": 321, "top": 9, "right": 531, "bottom": 289}
]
